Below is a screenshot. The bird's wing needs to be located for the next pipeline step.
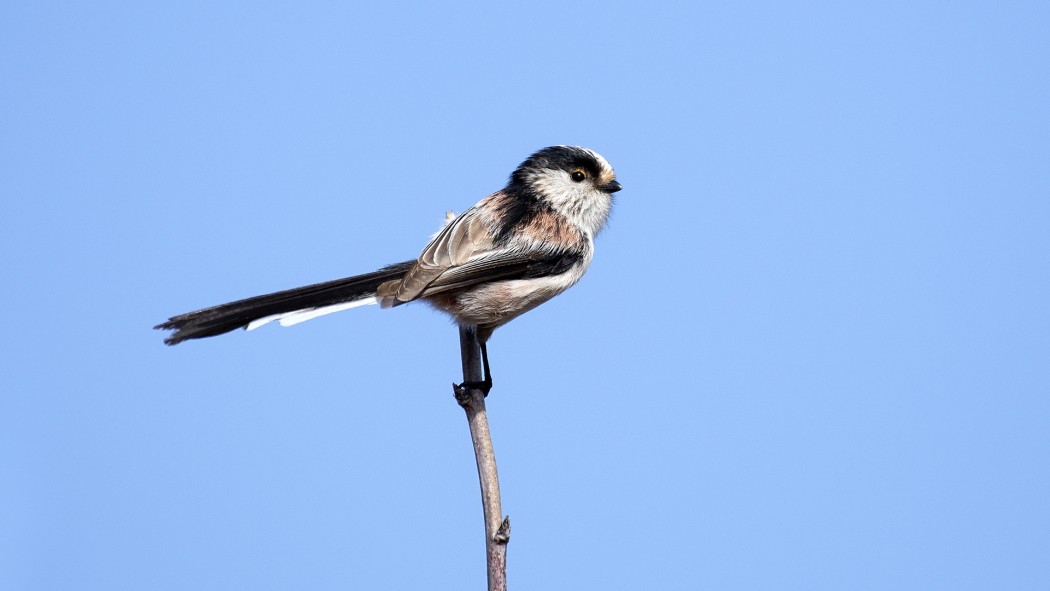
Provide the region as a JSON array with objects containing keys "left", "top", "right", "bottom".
[
  {"left": 418, "top": 247, "right": 582, "bottom": 297},
  {"left": 392, "top": 205, "right": 495, "bottom": 301},
  {"left": 382, "top": 198, "right": 583, "bottom": 304}
]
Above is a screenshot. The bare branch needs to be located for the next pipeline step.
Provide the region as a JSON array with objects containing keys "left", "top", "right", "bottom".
[{"left": 455, "top": 326, "right": 510, "bottom": 591}]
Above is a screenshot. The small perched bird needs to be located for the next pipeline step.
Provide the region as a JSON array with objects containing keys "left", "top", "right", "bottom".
[{"left": 156, "top": 146, "right": 622, "bottom": 393}]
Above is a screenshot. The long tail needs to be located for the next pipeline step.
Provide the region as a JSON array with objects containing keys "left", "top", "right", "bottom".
[{"left": 155, "top": 261, "right": 415, "bottom": 345}]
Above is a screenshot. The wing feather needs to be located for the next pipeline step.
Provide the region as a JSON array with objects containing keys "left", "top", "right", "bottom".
[
  {"left": 395, "top": 205, "right": 495, "bottom": 301},
  {"left": 419, "top": 248, "right": 582, "bottom": 297},
  {"left": 382, "top": 192, "right": 584, "bottom": 304}
]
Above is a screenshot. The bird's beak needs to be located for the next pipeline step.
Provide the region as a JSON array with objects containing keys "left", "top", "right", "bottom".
[{"left": 602, "top": 180, "right": 623, "bottom": 193}]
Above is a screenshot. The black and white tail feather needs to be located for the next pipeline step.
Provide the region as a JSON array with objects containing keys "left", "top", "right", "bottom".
[
  {"left": 156, "top": 146, "right": 621, "bottom": 350},
  {"left": 155, "top": 262, "right": 415, "bottom": 345}
]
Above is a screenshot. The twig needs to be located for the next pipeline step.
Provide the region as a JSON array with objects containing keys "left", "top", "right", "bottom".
[{"left": 455, "top": 326, "right": 510, "bottom": 591}]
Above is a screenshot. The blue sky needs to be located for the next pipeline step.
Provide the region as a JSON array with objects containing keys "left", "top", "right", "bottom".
[{"left": 2, "top": 2, "right": 1048, "bottom": 589}]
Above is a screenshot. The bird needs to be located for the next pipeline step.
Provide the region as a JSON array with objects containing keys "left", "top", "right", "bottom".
[{"left": 155, "top": 145, "right": 622, "bottom": 394}]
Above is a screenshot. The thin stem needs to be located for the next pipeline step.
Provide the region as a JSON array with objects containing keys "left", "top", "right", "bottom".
[{"left": 456, "top": 326, "right": 510, "bottom": 591}]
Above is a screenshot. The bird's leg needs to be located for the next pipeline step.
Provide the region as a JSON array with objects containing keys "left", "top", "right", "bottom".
[
  {"left": 455, "top": 340, "right": 493, "bottom": 397},
  {"left": 479, "top": 340, "right": 493, "bottom": 395}
]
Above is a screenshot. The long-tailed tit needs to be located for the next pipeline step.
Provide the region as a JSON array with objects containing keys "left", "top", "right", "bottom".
[{"left": 156, "top": 145, "right": 622, "bottom": 393}]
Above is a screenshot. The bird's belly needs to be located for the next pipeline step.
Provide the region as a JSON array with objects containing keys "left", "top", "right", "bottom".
[{"left": 429, "top": 270, "right": 584, "bottom": 329}]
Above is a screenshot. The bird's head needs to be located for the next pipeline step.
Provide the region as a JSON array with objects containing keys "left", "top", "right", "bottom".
[{"left": 509, "top": 146, "right": 621, "bottom": 236}]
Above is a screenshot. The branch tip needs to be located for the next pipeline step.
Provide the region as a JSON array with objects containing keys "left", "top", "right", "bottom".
[{"left": 494, "top": 516, "right": 511, "bottom": 544}]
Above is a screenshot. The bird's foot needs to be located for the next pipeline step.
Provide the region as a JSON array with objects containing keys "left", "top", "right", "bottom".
[{"left": 453, "top": 377, "right": 493, "bottom": 401}]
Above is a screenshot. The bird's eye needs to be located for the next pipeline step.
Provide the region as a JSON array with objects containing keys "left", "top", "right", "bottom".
[{"left": 570, "top": 169, "right": 587, "bottom": 182}]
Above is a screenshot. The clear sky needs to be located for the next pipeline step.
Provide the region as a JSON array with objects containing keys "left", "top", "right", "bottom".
[{"left": 2, "top": 2, "right": 1048, "bottom": 590}]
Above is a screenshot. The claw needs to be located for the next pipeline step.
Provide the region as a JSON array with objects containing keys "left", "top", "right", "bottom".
[{"left": 454, "top": 378, "right": 492, "bottom": 398}]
